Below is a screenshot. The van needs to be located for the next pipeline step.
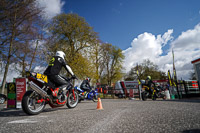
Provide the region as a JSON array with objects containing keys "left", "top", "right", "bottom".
[{"left": 114, "top": 81, "right": 140, "bottom": 98}]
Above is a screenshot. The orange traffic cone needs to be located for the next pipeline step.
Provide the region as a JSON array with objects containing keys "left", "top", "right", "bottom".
[{"left": 96, "top": 98, "right": 103, "bottom": 110}]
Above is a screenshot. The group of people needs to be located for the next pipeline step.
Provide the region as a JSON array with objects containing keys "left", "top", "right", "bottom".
[
  {"left": 44, "top": 50, "right": 157, "bottom": 99},
  {"left": 44, "top": 51, "right": 92, "bottom": 98}
]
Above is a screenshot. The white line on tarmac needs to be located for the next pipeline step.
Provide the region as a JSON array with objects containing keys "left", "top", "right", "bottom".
[
  {"left": 8, "top": 119, "right": 37, "bottom": 124},
  {"left": 8, "top": 115, "right": 48, "bottom": 124}
]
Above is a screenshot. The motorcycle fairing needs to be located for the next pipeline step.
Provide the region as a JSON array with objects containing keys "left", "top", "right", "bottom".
[{"left": 74, "top": 86, "right": 84, "bottom": 92}]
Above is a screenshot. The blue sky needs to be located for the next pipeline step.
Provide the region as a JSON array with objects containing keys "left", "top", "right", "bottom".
[
  {"left": 62, "top": 0, "right": 200, "bottom": 80},
  {"left": 1, "top": 0, "right": 200, "bottom": 82},
  {"left": 64, "top": 0, "right": 200, "bottom": 51}
]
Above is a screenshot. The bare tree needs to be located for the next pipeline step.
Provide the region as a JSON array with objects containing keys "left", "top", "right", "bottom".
[
  {"left": 0, "top": 0, "right": 43, "bottom": 94},
  {"left": 100, "top": 43, "right": 124, "bottom": 86}
]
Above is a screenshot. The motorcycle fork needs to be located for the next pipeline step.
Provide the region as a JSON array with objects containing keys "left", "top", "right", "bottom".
[
  {"left": 72, "top": 89, "right": 76, "bottom": 101},
  {"left": 30, "top": 91, "right": 36, "bottom": 98}
]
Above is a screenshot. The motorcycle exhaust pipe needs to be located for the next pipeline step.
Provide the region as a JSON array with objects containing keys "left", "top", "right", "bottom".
[{"left": 29, "top": 81, "right": 49, "bottom": 98}]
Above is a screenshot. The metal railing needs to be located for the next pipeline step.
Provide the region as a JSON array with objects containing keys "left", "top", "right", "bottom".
[{"left": 96, "top": 87, "right": 141, "bottom": 99}]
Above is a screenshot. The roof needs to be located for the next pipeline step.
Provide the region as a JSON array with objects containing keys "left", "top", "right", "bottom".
[{"left": 191, "top": 58, "right": 200, "bottom": 64}]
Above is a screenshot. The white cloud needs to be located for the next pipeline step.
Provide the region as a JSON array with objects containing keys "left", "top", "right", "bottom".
[
  {"left": 0, "top": 63, "right": 47, "bottom": 85},
  {"left": 0, "top": 63, "right": 21, "bottom": 84},
  {"left": 33, "top": 66, "right": 46, "bottom": 73},
  {"left": 36, "top": 0, "right": 65, "bottom": 20},
  {"left": 123, "top": 24, "right": 200, "bottom": 80},
  {"left": 123, "top": 29, "right": 173, "bottom": 73},
  {"left": 171, "top": 24, "right": 200, "bottom": 51}
]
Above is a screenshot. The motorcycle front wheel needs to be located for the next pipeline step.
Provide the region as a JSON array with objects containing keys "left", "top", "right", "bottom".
[
  {"left": 22, "top": 90, "right": 46, "bottom": 115},
  {"left": 141, "top": 91, "right": 148, "bottom": 101},
  {"left": 92, "top": 93, "right": 98, "bottom": 102},
  {"left": 66, "top": 90, "right": 79, "bottom": 108},
  {"left": 0, "top": 96, "right": 5, "bottom": 104}
]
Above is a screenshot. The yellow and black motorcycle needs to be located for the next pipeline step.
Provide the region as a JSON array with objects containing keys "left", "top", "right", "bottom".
[{"left": 141, "top": 84, "right": 166, "bottom": 101}]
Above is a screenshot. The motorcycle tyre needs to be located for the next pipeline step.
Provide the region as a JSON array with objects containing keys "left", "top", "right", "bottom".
[
  {"left": 22, "top": 90, "right": 46, "bottom": 115},
  {"left": 78, "top": 98, "right": 82, "bottom": 103},
  {"left": 92, "top": 94, "right": 98, "bottom": 102},
  {"left": 152, "top": 96, "right": 156, "bottom": 101},
  {"left": 66, "top": 91, "right": 79, "bottom": 109},
  {"left": 141, "top": 91, "right": 148, "bottom": 101},
  {"left": 162, "top": 94, "right": 166, "bottom": 100},
  {"left": 0, "top": 96, "right": 5, "bottom": 104}
]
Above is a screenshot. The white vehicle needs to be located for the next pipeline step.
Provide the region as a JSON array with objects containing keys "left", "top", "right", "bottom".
[{"left": 114, "top": 81, "right": 141, "bottom": 98}]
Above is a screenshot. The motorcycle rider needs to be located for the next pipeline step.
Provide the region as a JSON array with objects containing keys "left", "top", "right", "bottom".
[
  {"left": 145, "top": 76, "right": 155, "bottom": 98},
  {"left": 44, "top": 51, "right": 76, "bottom": 98},
  {"left": 80, "top": 77, "right": 92, "bottom": 97}
]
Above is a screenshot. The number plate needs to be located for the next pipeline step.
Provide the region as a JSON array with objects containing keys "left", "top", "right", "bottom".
[{"left": 36, "top": 73, "right": 48, "bottom": 83}]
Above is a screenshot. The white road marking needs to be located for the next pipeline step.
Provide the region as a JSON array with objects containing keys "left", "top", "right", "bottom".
[
  {"left": 8, "top": 119, "right": 37, "bottom": 124},
  {"left": 8, "top": 115, "right": 51, "bottom": 124}
]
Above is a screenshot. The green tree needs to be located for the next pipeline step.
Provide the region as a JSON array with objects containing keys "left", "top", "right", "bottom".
[
  {"left": 45, "top": 13, "right": 98, "bottom": 79},
  {"left": 125, "top": 59, "right": 167, "bottom": 81},
  {"left": 88, "top": 40, "right": 106, "bottom": 84},
  {"left": 101, "top": 43, "right": 124, "bottom": 86}
]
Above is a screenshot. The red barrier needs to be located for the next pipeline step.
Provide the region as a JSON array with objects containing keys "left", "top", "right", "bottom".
[{"left": 129, "top": 89, "right": 134, "bottom": 97}]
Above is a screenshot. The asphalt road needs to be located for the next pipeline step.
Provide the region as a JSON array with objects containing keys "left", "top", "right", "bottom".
[{"left": 0, "top": 99, "right": 200, "bottom": 133}]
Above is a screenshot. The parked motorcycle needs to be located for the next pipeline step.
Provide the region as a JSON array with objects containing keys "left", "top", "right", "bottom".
[
  {"left": 0, "top": 94, "right": 7, "bottom": 104},
  {"left": 74, "top": 86, "right": 98, "bottom": 102},
  {"left": 141, "top": 84, "right": 166, "bottom": 101},
  {"left": 22, "top": 71, "right": 79, "bottom": 115}
]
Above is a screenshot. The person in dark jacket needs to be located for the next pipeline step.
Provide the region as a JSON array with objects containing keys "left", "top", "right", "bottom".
[
  {"left": 145, "top": 76, "right": 155, "bottom": 97},
  {"left": 80, "top": 78, "right": 91, "bottom": 97},
  {"left": 44, "top": 51, "right": 76, "bottom": 97}
]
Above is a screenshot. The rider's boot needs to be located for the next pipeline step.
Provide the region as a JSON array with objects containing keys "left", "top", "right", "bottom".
[
  {"left": 53, "top": 88, "right": 63, "bottom": 100},
  {"left": 84, "top": 91, "right": 89, "bottom": 98},
  {"left": 52, "top": 88, "right": 59, "bottom": 97}
]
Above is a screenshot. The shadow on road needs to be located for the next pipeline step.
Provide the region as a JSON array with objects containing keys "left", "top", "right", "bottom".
[
  {"left": 0, "top": 109, "right": 26, "bottom": 117},
  {"left": 182, "top": 129, "right": 200, "bottom": 133},
  {"left": 151, "top": 97, "right": 200, "bottom": 103},
  {"left": 163, "top": 99, "right": 200, "bottom": 103},
  {"left": 0, "top": 107, "right": 69, "bottom": 117}
]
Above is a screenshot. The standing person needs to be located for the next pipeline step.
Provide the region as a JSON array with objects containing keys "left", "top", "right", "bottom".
[
  {"left": 44, "top": 51, "right": 76, "bottom": 97},
  {"left": 145, "top": 76, "right": 155, "bottom": 98},
  {"left": 80, "top": 77, "right": 92, "bottom": 97}
]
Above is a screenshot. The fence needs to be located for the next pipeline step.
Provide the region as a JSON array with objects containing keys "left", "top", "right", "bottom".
[
  {"left": 177, "top": 80, "right": 200, "bottom": 98},
  {"left": 96, "top": 87, "right": 141, "bottom": 99},
  {"left": 96, "top": 80, "right": 200, "bottom": 99}
]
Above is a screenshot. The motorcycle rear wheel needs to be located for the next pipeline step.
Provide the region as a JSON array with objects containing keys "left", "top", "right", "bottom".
[
  {"left": 161, "top": 94, "right": 166, "bottom": 100},
  {"left": 22, "top": 90, "right": 46, "bottom": 115}
]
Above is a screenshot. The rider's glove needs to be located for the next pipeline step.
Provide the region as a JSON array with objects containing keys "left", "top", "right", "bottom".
[{"left": 72, "top": 75, "right": 77, "bottom": 79}]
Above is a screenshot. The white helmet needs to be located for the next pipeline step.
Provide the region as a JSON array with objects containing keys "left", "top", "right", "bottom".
[{"left": 56, "top": 51, "right": 65, "bottom": 60}]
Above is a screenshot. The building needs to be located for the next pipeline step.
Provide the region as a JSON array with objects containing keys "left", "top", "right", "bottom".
[{"left": 191, "top": 58, "right": 200, "bottom": 81}]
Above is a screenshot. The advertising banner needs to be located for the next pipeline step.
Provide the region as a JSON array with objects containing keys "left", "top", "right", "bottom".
[
  {"left": 16, "top": 78, "right": 27, "bottom": 108},
  {"left": 7, "top": 83, "right": 16, "bottom": 108}
]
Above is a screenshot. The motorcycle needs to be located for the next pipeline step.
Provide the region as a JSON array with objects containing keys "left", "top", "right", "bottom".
[
  {"left": 22, "top": 71, "right": 79, "bottom": 115},
  {"left": 0, "top": 94, "right": 7, "bottom": 104},
  {"left": 74, "top": 86, "right": 98, "bottom": 102},
  {"left": 141, "top": 84, "right": 166, "bottom": 101}
]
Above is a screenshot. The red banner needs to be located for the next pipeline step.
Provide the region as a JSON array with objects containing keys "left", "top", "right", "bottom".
[
  {"left": 129, "top": 89, "right": 133, "bottom": 97},
  {"left": 16, "top": 78, "right": 27, "bottom": 108}
]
